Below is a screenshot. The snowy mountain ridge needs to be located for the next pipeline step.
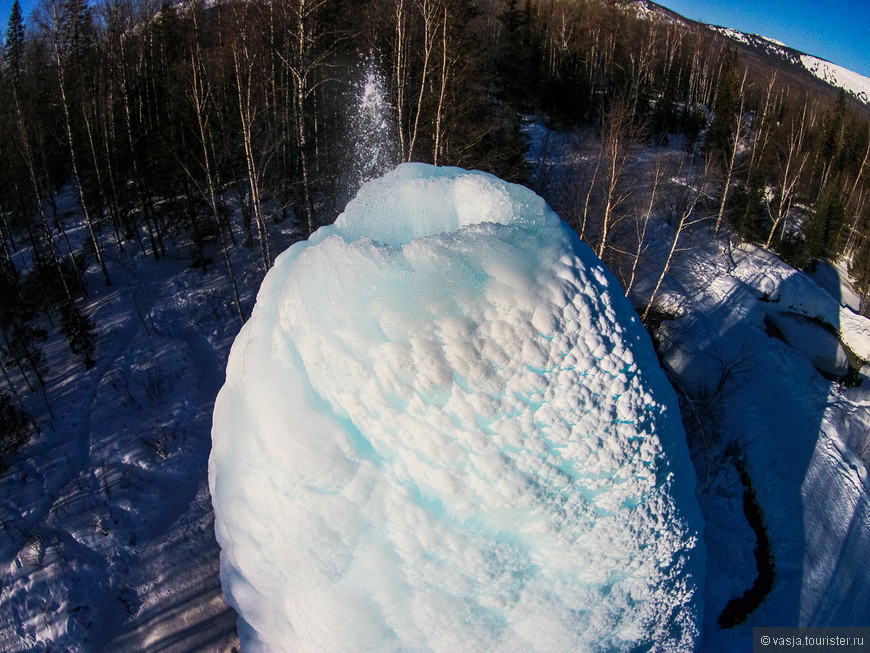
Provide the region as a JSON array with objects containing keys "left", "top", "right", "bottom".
[
  {"left": 799, "top": 54, "right": 870, "bottom": 105},
  {"left": 707, "top": 25, "right": 870, "bottom": 105},
  {"left": 632, "top": 0, "right": 870, "bottom": 106}
]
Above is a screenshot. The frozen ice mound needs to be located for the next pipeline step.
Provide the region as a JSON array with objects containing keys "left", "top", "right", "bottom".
[{"left": 210, "top": 163, "right": 704, "bottom": 652}]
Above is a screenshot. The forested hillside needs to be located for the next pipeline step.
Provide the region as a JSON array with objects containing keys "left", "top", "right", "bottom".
[
  {"left": 2, "top": 0, "right": 869, "bottom": 445},
  {"left": 1, "top": 0, "right": 870, "bottom": 648}
]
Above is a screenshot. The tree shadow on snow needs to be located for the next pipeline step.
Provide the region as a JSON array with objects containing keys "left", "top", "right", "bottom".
[{"left": 653, "top": 263, "right": 870, "bottom": 649}]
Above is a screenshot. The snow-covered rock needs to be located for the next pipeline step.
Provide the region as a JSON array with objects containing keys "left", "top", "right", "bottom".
[
  {"left": 209, "top": 163, "right": 705, "bottom": 652},
  {"left": 734, "top": 245, "right": 870, "bottom": 363}
]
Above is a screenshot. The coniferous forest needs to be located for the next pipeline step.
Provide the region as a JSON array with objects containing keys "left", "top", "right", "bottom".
[
  {"left": 1, "top": 0, "right": 870, "bottom": 646},
  {"left": 1, "top": 0, "right": 869, "bottom": 436}
]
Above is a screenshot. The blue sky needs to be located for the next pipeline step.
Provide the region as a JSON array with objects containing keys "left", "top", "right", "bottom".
[
  {"left": 656, "top": 0, "right": 870, "bottom": 78},
  {"left": 1, "top": 0, "right": 868, "bottom": 79}
]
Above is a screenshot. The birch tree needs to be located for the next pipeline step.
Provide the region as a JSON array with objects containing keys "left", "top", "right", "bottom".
[
  {"left": 596, "top": 96, "right": 638, "bottom": 259},
  {"left": 230, "top": 2, "right": 271, "bottom": 269},
  {"left": 713, "top": 70, "right": 748, "bottom": 236},
  {"left": 186, "top": 6, "right": 244, "bottom": 324},
  {"left": 643, "top": 158, "right": 710, "bottom": 322},
  {"left": 765, "top": 101, "right": 809, "bottom": 248},
  {"left": 432, "top": 4, "right": 448, "bottom": 165},
  {"left": 6, "top": 19, "right": 78, "bottom": 303},
  {"left": 276, "top": 0, "right": 335, "bottom": 235},
  {"left": 624, "top": 155, "right": 663, "bottom": 297},
  {"left": 406, "top": 0, "right": 440, "bottom": 161},
  {"left": 43, "top": 0, "right": 111, "bottom": 285}
]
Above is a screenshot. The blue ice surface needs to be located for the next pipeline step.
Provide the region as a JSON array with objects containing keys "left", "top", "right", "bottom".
[{"left": 210, "top": 163, "right": 705, "bottom": 652}]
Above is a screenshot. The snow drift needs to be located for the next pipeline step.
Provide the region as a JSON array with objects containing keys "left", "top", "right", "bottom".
[{"left": 209, "top": 163, "right": 704, "bottom": 651}]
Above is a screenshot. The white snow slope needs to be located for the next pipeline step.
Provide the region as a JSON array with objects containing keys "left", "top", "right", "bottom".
[
  {"left": 707, "top": 23, "right": 870, "bottom": 105},
  {"left": 522, "top": 120, "right": 870, "bottom": 650},
  {"left": 209, "top": 163, "right": 706, "bottom": 652},
  {"left": 656, "top": 242, "right": 870, "bottom": 651},
  {"left": 800, "top": 55, "right": 870, "bottom": 105}
]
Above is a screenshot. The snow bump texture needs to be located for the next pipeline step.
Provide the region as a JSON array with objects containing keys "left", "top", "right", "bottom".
[{"left": 209, "top": 163, "right": 704, "bottom": 652}]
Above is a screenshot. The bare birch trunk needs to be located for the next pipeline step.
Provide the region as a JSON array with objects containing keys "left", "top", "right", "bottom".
[
  {"left": 714, "top": 72, "right": 748, "bottom": 237},
  {"left": 765, "top": 102, "right": 809, "bottom": 249},
  {"left": 407, "top": 0, "right": 437, "bottom": 162},
  {"left": 232, "top": 43, "right": 272, "bottom": 270},
  {"left": 643, "top": 161, "right": 709, "bottom": 322},
  {"left": 48, "top": 4, "right": 111, "bottom": 286},
  {"left": 625, "top": 156, "right": 663, "bottom": 296},
  {"left": 433, "top": 5, "right": 448, "bottom": 166},
  {"left": 189, "top": 44, "right": 245, "bottom": 325}
]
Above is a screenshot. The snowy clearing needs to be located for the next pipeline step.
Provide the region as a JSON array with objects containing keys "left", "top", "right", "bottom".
[{"left": 0, "top": 187, "right": 309, "bottom": 651}]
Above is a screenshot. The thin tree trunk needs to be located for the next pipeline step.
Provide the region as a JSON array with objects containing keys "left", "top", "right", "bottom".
[
  {"left": 433, "top": 5, "right": 448, "bottom": 166},
  {"left": 644, "top": 162, "right": 709, "bottom": 322},
  {"left": 394, "top": 0, "right": 408, "bottom": 159},
  {"left": 189, "top": 48, "right": 245, "bottom": 324},
  {"left": 407, "top": 0, "right": 436, "bottom": 162},
  {"left": 51, "top": 28, "right": 111, "bottom": 286},
  {"left": 766, "top": 102, "right": 808, "bottom": 249},
  {"left": 232, "top": 39, "right": 272, "bottom": 269},
  {"left": 581, "top": 148, "right": 602, "bottom": 242},
  {"left": 846, "top": 124, "right": 870, "bottom": 209},
  {"left": 120, "top": 74, "right": 158, "bottom": 260},
  {"left": 11, "top": 90, "right": 75, "bottom": 302},
  {"left": 714, "top": 72, "right": 748, "bottom": 237},
  {"left": 295, "top": 79, "right": 316, "bottom": 236},
  {"left": 625, "top": 156, "right": 662, "bottom": 296}
]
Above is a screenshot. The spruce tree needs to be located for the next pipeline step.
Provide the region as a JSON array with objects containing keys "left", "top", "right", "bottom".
[
  {"left": 682, "top": 105, "right": 706, "bottom": 156},
  {"left": 803, "top": 184, "right": 847, "bottom": 262},
  {"left": 61, "top": 0, "right": 97, "bottom": 62},
  {"left": 0, "top": 266, "right": 49, "bottom": 399},
  {"left": 811, "top": 89, "right": 847, "bottom": 194},
  {"left": 704, "top": 50, "right": 741, "bottom": 163},
  {"left": 59, "top": 301, "right": 96, "bottom": 369},
  {"left": 496, "top": 0, "right": 538, "bottom": 109},
  {"left": 0, "top": 390, "right": 30, "bottom": 469},
  {"left": 817, "top": 89, "right": 847, "bottom": 163},
  {"left": 730, "top": 180, "right": 767, "bottom": 245},
  {"left": 4, "top": 0, "right": 25, "bottom": 86}
]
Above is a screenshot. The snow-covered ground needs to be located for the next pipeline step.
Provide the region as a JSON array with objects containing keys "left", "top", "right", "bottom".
[
  {"left": 2, "top": 120, "right": 870, "bottom": 650},
  {"left": 0, "top": 189, "right": 306, "bottom": 650},
  {"left": 655, "top": 239, "right": 870, "bottom": 649},
  {"left": 522, "top": 120, "right": 870, "bottom": 649}
]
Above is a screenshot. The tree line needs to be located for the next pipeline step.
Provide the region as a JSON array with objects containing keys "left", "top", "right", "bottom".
[
  {"left": 501, "top": 0, "right": 870, "bottom": 310},
  {"left": 0, "top": 0, "right": 531, "bottom": 455},
  {"left": 1, "top": 0, "right": 870, "bottom": 457}
]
